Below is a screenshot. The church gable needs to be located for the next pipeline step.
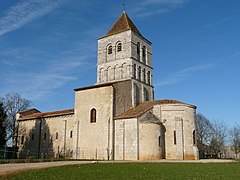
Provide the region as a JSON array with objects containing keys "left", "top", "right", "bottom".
[{"left": 138, "top": 110, "right": 160, "bottom": 124}]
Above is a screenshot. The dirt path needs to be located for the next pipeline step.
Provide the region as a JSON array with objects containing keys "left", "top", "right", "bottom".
[
  {"left": 0, "top": 161, "right": 91, "bottom": 178},
  {"left": 0, "top": 159, "right": 235, "bottom": 178}
]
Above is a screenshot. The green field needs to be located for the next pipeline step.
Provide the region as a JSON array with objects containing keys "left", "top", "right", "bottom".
[{"left": 8, "top": 162, "right": 240, "bottom": 179}]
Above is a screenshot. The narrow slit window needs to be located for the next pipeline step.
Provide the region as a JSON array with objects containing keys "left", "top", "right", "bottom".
[
  {"left": 143, "top": 69, "right": 146, "bottom": 83},
  {"left": 174, "top": 131, "right": 176, "bottom": 145},
  {"left": 90, "top": 108, "right": 97, "bottom": 123},
  {"left": 137, "top": 42, "right": 140, "bottom": 60},
  {"left": 138, "top": 66, "right": 141, "bottom": 81},
  {"left": 133, "top": 64, "right": 136, "bottom": 78},
  {"left": 147, "top": 71, "right": 151, "bottom": 85},
  {"left": 193, "top": 130, "right": 196, "bottom": 145},
  {"left": 70, "top": 131, "right": 73, "bottom": 138},
  {"left": 56, "top": 132, "right": 58, "bottom": 140},
  {"left": 142, "top": 46, "right": 146, "bottom": 64}
]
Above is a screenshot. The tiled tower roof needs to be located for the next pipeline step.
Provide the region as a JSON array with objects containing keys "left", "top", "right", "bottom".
[{"left": 105, "top": 11, "right": 142, "bottom": 37}]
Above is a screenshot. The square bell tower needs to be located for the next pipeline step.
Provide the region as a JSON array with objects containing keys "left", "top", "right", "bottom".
[{"left": 97, "top": 11, "right": 154, "bottom": 106}]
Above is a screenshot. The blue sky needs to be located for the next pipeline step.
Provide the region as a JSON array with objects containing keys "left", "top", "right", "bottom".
[{"left": 0, "top": 0, "right": 239, "bottom": 127}]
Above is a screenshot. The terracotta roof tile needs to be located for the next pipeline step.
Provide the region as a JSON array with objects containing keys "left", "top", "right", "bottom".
[
  {"left": 17, "top": 108, "right": 41, "bottom": 117},
  {"left": 101, "top": 11, "right": 142, "bottom": 38},
  {"left": 18, "top": 108, "right": 74, "bottom": 121},
  {"left": 114, "top": 99, "right": 196, "bottom": 120}
]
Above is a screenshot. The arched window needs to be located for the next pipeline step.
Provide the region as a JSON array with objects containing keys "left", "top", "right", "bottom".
[
  {"left": 137, "top": 42, "right": 140, "bottom": 60},
  {"left": 147, "top": 71, "right": 151, "bottom": 85},
  {"left": 142, "top": 46, "right": 146, "bottom": 64},
  {"left": 138, "top": 66, "right": 141, "bottom": 81},
  {"left": 108, "top": 45, "right": 112, "bottom": 54},
  {"left": 144, "top": 88, "right": 150, "bottom": 101},
  {"left": 117, "top": 43, "right": 122, "bottom": 52},
  {"left": 193, "top": 130, "right": 196, "bottom": 145},
  {"left": 133, "top": 64, "right": 136, "bottom": 78},
  {"left": 90, "top": 108, "right": 97, "bottom": 123},
  {"left": 143, "top": 69, "right": 146, "bottom": 83},
  {"left": 55, "top": 132, "right": 58, "bottom": 140},
  {"left": 135, "top": 84, "right": 140, "bottom": 106}
]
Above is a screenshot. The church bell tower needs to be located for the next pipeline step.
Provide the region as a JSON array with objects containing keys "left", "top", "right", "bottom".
[{"left": 97, "top": 11, "right": 154, "bottom": 106}]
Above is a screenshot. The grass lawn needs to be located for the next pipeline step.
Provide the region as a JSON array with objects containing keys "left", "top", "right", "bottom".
[{"left": 8, "top": 162, "right": 240, "bottom": 179}]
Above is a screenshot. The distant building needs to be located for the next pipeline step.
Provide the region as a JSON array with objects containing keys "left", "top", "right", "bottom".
[{"left": 16, "top": 12, "right": 198, "bottom": 160}]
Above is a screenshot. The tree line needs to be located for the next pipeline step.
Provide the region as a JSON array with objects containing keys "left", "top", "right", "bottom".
[{"left": 196, "top": 113, "right": 240, "bottom": 159}]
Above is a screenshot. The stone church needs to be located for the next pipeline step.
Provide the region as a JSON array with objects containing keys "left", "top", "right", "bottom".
[{"left": 16, "top": 12, "right": 199, "bottom": 160}]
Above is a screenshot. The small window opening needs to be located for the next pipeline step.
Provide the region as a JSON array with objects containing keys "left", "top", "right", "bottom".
[
  {"left": 117, "top": 43, "right": 122, "bottom": 52},
  {"left": 108, "top": 46, "right": 112, "bottom": 54},
  {"left": 138, "top": 66, "right": 141, "bottom": 81},
  {"left": 133, "top": 64, "right": 136, "bottom": 78},
  {"left": 142, "top": 46, "right": 146, "bottom": 64},
  {"left": 147, "top": 71, "right": 151, "bottom": 85},
  {"left": 173, "top": 131, "right": 176, "bottom": 145},
  {"left": 159, "top": 136, "right": 161, "bottom": 146},
  {"left": 143, "top": 69, "right": 146, "bottom": 83},
  {"left": 193, "top": 130, "right": 196, "bottom": 145},
  {"left": 70, "top": 131, "right": 73, "bottom": 138},
  {"left": 90, "top": 108, "right": 97, "bottom": 123},
  {"left": 56, "top": 132, "right": 58, "bottom": 140},
  {"left": 137, "top": 42, "right": 140, "bottom": 60}
]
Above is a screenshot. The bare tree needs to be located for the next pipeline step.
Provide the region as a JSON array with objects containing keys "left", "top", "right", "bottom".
[
  {"left": 196, "top": 114, "right": 228, "bottom": 158},
  {"left": 209, "top": 121, "right": 228, "bottom": 158},
  {"left": 1, "top": 93, "right": 31, "bottom": 147},
  {"left": 195, "top": 113, "right": 213, "bottom": 146},
  {"left": 230, "top": 123, "right": 240, "bottom": 159}
]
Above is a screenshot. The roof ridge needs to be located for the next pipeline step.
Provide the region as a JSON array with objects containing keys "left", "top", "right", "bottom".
[{"left": 17, "top": 108, "right": 74, "bottom": 121}]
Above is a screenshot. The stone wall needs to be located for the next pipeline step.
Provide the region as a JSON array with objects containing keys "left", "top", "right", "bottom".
[
  {"left": 17, "top": 114, "right": 74, "bottom": 159},
  {"left": 114, "top": 118, "right": 138, "bottom": 160},
  {"left": 74, "top": 85, "right": 114, "bottom": 160},
  {"left": 152, "top": 104, "right": 198, "bottom": 160},
  {"left": 139, "top": 123, "right": 161, "bottom": 160},
  {"left": 97, "top": 31, "right": 132, "bottom": 83},
  {"left": 112, "top": 80, "right": 133, "bottom": 116}
]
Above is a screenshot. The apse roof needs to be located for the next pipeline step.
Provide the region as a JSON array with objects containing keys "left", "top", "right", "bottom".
[{"left": 114, "top": 99, "right": 196, "bottom": 120}]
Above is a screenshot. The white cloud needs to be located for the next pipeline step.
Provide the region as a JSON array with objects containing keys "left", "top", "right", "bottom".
[
  {"left": 0, "top": 0, "right": 65, "bottom": 37},
  {"left": 0, "top": 55, "right": 87, "bottom": 101},
  {"left": 155, "top": 64, "right": 215, "bottom": 87},
  {"left": 0, "top": 39, "right": 96, "bottom": 101}
]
